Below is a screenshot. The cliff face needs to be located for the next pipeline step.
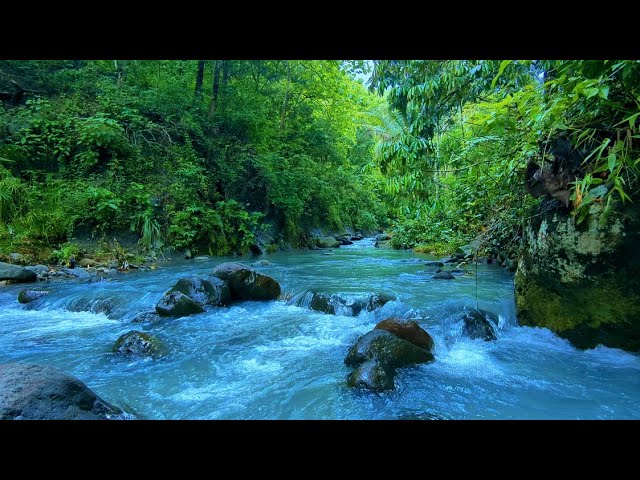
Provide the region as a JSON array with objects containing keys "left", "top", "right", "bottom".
[{"left": 515, "top": 201, "right": 640, "bottom": 351}]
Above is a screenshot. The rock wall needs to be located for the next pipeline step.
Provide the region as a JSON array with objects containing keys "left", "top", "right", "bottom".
[{"left": 515, "top": 202, "right": 640, "bottom": 351}]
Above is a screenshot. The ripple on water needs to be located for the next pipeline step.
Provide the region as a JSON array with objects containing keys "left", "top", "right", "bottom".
[{"left": 0, "top": 248, "right": 639, "bottom": 419}]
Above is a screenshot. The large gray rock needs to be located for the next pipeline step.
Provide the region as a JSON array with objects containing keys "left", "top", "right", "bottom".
[
  {"left": 25, "top": 265, "right": 49, "bottom": 275},
  {"left": 345, "top": 329, "right": 434, "bottom": 368},
  {"left": 155, "top": 291, "right": 205, "bottom": 317},
  {"left": 0, "top": 262, "right": 37, "bottom": 283},
  {"left": 62, "top": 267, "right": 91, "bottom": 279},
  {"left": 212, "top": 262, "right": 281, "bottom": 301},
  {"left": 113, "top": 331, "right": 166, "bottom": 359},
  {"left": 346, "top": 359, "right": 395, "bottom": 392},
  {"left": 169, "top": 276, "right": 230, "bottom": 306},
  {"left": 17, "top": 289, "right": 50, "bottom": 304},
  {"left": 0, "top": 363, "right": 123, "bottom": 420}
]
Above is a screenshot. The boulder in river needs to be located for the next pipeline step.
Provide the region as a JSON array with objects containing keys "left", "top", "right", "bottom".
[
  {"left": 155, "top": 291, "right": 205, "bottom": 317},
  {"left": 308, "top": 292, "right": 360, "bottom": 316},
  {"left": 424, "top": 261, "right": 444, "bottom": 268},
  {"left": 0, "top": 363, "right": 124, "bottom": 420},
  {"left": 314, "top": 237, "right": 340, "bottom": 249},
  {"left": 375, "top": 318, "right": 435, "bottom": 352},
  {"left": 351, "top": 233, "right": 364, "bottom": 241},
  {"left": 346, "top": 359, "right": 395, "bottom": 392},
  {"left": 365, "top": 292, "right": 397, "bottom": 312},
  {"left": 461, "top": 309, "right": 498, "bottom": 341},
  {"left": 169, "top": 276, "right": 230, "bottom": 306},
  {"left": 113, "top": 331, "right": 167, "bottom": 359},
  {"left": 17, "top": 289, "right": 50, "bottom": 304},
  {"left": 301, "top": 291, "right": 395, "bottom": 316},
  {"left": 251, "top": 260, "right": 272, "bottom": 267},
  {"left": 212, "top": 262, "right": 281, "bottom": 301},
  {"left": 432, "top": 271, "right": 455, "bottom": 280},
  {"left": 0, "top": 262, "right": 37, "bottom": 283},
  {"left": 345, "top": 329, "right": 434, "bottom": 368}
]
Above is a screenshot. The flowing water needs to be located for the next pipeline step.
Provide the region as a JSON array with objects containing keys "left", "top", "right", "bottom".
[{"left": 1, "top": 240, "right": 639, "bottom": 419}]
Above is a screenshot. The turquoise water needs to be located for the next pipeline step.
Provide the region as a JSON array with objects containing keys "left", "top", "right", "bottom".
[{"left": 1, "top": 241, "right": 638, "bottom": 419}]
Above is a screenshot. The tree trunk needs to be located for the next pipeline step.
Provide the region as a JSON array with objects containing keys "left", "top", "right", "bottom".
[
  {"left": 208, "top": 60, "right": 221, "bottom": 117},
  {"left": 195, "top": 60, "right": 205, "bottom": 98},
  {"left": 280, "top": 60, "right": 291, "bottom": 131},
  {"left": 222, "top": 60, "right": 231, "bottom": 85},
  {"left": 114, "top": 60, "right": 127, "bottom": 87}
]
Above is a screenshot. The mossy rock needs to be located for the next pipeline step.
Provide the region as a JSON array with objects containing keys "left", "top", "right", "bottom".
[
  {"left": 515, "top": 204, "right": 640, "bottom": 351},
  {"left": 113, "top": 331, "right": 167, "bottom": 359},
  {"left": 314, "top": 237, "right": 340, "bottom": 248}
]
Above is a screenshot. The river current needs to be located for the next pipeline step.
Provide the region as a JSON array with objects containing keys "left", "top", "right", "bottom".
[{"left": 1, "top": 239, "right": 638, "bottom": 419}]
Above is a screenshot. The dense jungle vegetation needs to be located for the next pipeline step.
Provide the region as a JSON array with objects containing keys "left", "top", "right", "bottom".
[{"left": 0, "top": 60, "right": 638, "bottom": 263}]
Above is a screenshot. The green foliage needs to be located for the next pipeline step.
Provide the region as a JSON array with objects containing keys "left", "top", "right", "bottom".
[
  {"left": 52, "top": 242, "right": 80, "bottom": 264},
  {"left": 368, "top": 60, "right": 639, "bottom": 253},
  {"left": 0, "top": 59, "right": 389, "bottom": 260}
]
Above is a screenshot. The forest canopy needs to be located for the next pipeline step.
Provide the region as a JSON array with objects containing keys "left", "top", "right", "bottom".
[{"left": 0, "top": 60, "right": 638, "bottom": 263}]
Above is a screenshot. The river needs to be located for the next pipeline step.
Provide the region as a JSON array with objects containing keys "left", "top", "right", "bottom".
[{"left": 1, "top": 239, "right": 639, "bottom": 419}]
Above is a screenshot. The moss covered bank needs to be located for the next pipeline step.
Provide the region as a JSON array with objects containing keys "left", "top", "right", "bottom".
[{"left": 515, "top": 203, "right": 640, "bottom": 351}]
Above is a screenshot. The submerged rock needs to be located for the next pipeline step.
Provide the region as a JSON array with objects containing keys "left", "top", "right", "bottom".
[
  {"left": 0, "top": 262, "right": 37, "bottom": 283},
  {"left": 375, "top": 318, "right": 434, "bottom": 352},
  {"left": 423, "top": 261, "right": 444, "bottom": 268},
  {"left": 17, "top": 289, "right": 50, "bottom": 304},
  {"left": 345, "top": 329, "right": 434, "bottom": 368},
  {"left": 113, "top": 331, "right": 166, "bottom": 359},
  {"left": 461, "top": 309, "right": 498, "bottom": 341},
  {"left": 131, "top": 311, "right": 162, "bottom": 323},
  {"left": 155, "top": 291, "right": 205, "bottom": 317},
  {"left": 169, "top": 276, "right": 230, "bottom": 306},
  {"left": 213, "top": 262, "right": 281, "bottom": 301},
  {"left": 432, "top": 271, "right": 455, "bottom": 280},
  {"left": 346, "top": 359, "right": 395, "bottom": 392},
  {"left": 0, "top": 363, "right": 124, "bottom": 420}
]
